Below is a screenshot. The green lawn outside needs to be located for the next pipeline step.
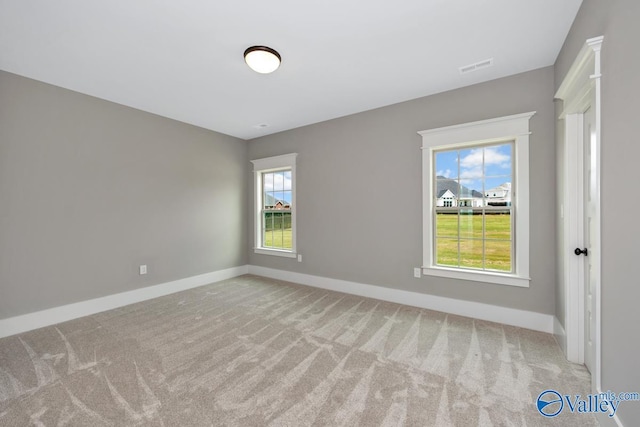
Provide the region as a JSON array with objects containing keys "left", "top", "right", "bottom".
[
  {"left": 263, "top": 211, "right": 293, "bottom": 249},
  {"left": 262, "top": 213, "right": 511, "bottom": 268},
  {"left": 264, "top": 228, "right": 293, "bottom": 249},
  {"left": 435, "top": 213, "right": 512, "bottom": 271}
]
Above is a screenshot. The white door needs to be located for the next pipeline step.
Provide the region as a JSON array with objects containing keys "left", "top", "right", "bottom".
[
  {"left": 557, "top": 35, "right": 602, "bottom": 390},
  {"left": 582, "top": 105, "right": 597, "bottom": 374}
]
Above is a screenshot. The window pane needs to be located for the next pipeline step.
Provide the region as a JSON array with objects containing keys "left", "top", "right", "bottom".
[
  {"left": 459, "top": 147, "right": 483, "bottom": 180},
  {"left": 435, "top": 238, "right": 458, "bottom": 267},
  {"left": 275, "top": 212, "right": 284, "bottom": 230},
  {"left": 273, "top": 212, "right": 283, "bottom": 247},
  {"left": 484, "top": 143, "right": 512, "bottom": 177},
  {"left": 485, "top": 210, "right": 511, "bottom": 240},
  {"left": 282, "top": 212, "right": 292, "bottom": 249},
  {"left": 435, "top": 178, "right": 458, "bottom": 207},
  {"left": 266, "top": 212, "right": 279, "bottom": 247},
  {"left": 459, "top": 210, "right": 482, "bottom": 239},
  {"left": 263, "top": 173, "right": 274, "bottom": 192},
  {"left": 435, "top": 212, "right": 458, "bottom": 238},
  {"left": 484, "top": 177, "right": 512, "bottom": 207},
  {"left": 459, "top": 181, "right": 482, "bottom": 207},
  {"left": 283, "top": 170, "right": 292, "bottom": 190},
  {"left": 459, "top": 239, "right": 483, "bottom": 269},
  {"left": 485, "top": 241, "right": 512, "bottom": 272},
  {"left": 263, "top": 212, "right": 273, "bottom": 247},
  {"left": 264, "top": 191, "right": 276, "bottom": 208},
  {"left": 435, "top": 151, "right": 459, "bottom": 179},
  {"left": 267, "top": 211, "right": 274, "bottom": 231},
  {"left": 282, "top": 191, "right": 292, "bottom": 208},
  {"left": 274, "top": 171, "right": 285, "bottom": 191}
]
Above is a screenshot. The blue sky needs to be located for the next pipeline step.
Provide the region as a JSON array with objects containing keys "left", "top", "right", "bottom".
[{"left": 435, "top": 143, "right": 512, "bottom": 193}]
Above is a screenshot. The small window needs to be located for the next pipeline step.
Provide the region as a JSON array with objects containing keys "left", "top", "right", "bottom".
[
  {"left": 251, "top": 154, "right": 297, "bottom": 258},
  {"left": 419, "top": 112, "right": 534, "bottom": 287}
]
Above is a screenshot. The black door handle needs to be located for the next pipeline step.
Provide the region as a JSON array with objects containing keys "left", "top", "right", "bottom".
[{"left": 574, "top": 247, "right": 588, "bottom": 256}]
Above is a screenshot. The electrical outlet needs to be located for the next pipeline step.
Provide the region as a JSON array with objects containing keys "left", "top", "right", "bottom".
[
  {"left": 139, "top": 265, "right": 147, "bottom": 275},
  {"left": 297, "top": 254, "right": 302, "bottom": 262},
  {"left": 413, "top": 268, "right": 421, "bottom": 278}
]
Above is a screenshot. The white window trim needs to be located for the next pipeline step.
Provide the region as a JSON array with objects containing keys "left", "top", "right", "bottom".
[
  {"left": 251, "top": 153, "right": 298, "bottom": 258},
  {"left": 418, "top": 112, "right": 535, "bottom": 288}
]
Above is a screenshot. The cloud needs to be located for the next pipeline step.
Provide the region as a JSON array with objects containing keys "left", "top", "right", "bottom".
[
  {"left": 459, "top": 146, "right": 510, "bottom": 178},
  {"left": 436, "top": 168, "right": 453, "bottom": 178},
  {"left": 460, "top": 168, "right": 481, "bottom": 179},
  {"left": 455, "top": 146, "right": 510, "bottom": 189},
  {"left": 460, "top": 146, "right": 510, "bottom": 168},
  {"left": 263, "top": 171, "right": 292, "bottom": 192}
]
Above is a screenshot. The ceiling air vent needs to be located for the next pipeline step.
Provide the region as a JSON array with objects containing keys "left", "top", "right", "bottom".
[{"left": 459, "top": 58, "right": 494, "bottom": 75}]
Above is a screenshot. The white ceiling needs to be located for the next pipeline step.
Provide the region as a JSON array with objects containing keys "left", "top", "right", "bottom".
[{"left": 0, "top": 0, "right": 583, "bottom": 140}]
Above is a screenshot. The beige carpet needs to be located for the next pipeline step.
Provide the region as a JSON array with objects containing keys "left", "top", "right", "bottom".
[{"left": 0, "top": 274, "right": 596, "bottom": 426}]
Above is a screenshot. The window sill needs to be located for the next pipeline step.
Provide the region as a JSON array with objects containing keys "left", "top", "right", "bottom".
[
  {"left": 254, "top": 248, "right": 297, "bottom": 258},
  {"left": 421, "top": 266, "right": 530, "bottom": 288}
]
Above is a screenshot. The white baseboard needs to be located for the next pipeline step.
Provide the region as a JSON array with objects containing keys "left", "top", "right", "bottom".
[
  {"left": 0, "top": 264, "right": 555, "bottom": 339},
  {"left": 0, "top": 265, "right": 249, "bottom": 339},
  {"left": 554, "top": 316, "right": 567, "bottom": 356},
  {"left": 596, "top": 403, "right": 625, "bottom": 426},
  {"left": 248, "top": 266, "right": 554, "bottom": 333},
  {"left": 595, "top": 386, "right": 626, "bottom": 427}
]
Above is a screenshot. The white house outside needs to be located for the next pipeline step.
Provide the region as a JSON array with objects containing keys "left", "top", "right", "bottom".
[
  {"left": 484, "top": 182, "right": 511, "bottom": 206},
  {"left": 435, "top": 177, "right": 511, "bottom": 208}
]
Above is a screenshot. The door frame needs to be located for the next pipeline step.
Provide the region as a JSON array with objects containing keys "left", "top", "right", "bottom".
[{"left": 555, "top": 36, "right": 603, "bottom": 392}]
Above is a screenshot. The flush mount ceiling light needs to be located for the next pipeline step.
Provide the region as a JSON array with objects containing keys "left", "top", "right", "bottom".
[{"left": 244, "top": 46, "right": 281, "bottom": 74}]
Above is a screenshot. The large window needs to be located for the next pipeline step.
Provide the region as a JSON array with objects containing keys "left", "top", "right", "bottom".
[
  {"left": 419, "top": 113, "right": 534, "bottom": 287},
  {"left": 251, "top": 154, "right": 297, "bottom": 257},
  {"left": 434, "top": 142, "right": 513, "bottom": 272}
]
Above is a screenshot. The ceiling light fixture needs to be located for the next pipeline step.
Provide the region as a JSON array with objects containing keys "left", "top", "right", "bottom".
[{"left": 244, "top": 46, "right": 281, "bottom": 74}]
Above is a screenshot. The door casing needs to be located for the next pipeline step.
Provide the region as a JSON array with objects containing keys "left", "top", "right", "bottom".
[{"left": 555, "top": 36, "right": 603, "bottom": 393}]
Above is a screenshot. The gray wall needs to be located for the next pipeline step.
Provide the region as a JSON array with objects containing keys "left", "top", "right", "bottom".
[
  {"left": 248, "top": 67, "right": 556, "bottom": 315},
  {"left": 556, "top": 0, "right": 640, "bottom": 424},
  {"left": 0, "top": 71, "right": 248, "bottom": 319}
]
